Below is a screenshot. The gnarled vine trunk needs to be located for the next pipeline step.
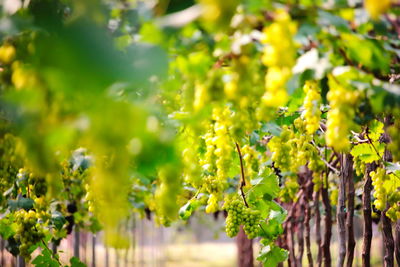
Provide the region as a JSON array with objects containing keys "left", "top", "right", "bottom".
[
  {"left": 362, "top": 163, "right": 375, "bottom": 267},
  {"left": 345, "top": 155, "right": 355, "bottom": 267},
  {"left": 395, "top": 220, "right": 400, "bottom": 266},
  {"left": 321, "top": 178, "right": 332, "bottom": 267}
]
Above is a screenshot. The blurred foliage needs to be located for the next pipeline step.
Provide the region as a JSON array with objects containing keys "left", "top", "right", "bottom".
[{"left": 0, "top": 0, "right": 399, "bottom": 266}]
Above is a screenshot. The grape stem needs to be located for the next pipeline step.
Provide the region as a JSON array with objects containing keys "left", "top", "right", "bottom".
[
  {"left": 235, "top": 142, "right": 249, "bottom": 208},
  {"left": 310, "top": 140, "right": 340, "bottom": 175},
  {"left": 234, "top": 142, "right": 270, "bottom": 238}
]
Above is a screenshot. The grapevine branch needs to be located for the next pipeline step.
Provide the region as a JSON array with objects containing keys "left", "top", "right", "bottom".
[
  {"left": 234, "top": 142, "right": 269, "bottom": 238},
  {"left": 235, "top": 142, "right": 249, "bottom": 208}
]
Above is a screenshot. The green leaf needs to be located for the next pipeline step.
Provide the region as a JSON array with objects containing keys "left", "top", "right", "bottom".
[
  {"left": 51, "top": 211, "right": 67, "bottom": 230},
  {"left": 249, "top": 168, "right": 279, "bottom": 200},
  {"left": 257, "top": 243, "right": 288, "bottom": 267},
  {"left": 178, "top": 201, "right": 194, "bottom": 220},
  {"left": 7, "top": 197, "right": 34, "bottom": 211},
  {"left": 70, "top": 256, "right": 86, "bottom": 267},
  {"left": 261, "top": 122, "right": 281, "bottom": 136},
  {"left": 350, "top": 143, "right": 382, "bottom": 163},
  {"left": 317, "top": 10, "right": 350, "bottom": 32},
  {"left": 385, "top": 162, "right": 400, "bottom": 173},
  {"left": 32, "top": 249, "right": 59, "bottom": 267},
  {"left": 368, "top": 120, "right": 384, "bottom": 142},
  {"left": 0, "top": 217, "right": 15, "bottom": 239}
]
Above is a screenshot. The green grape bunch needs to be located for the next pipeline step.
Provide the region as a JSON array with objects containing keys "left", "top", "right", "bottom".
[
  {"left": 223, "top": 195, "right": 261, "bottom": 239},
  {"left": 14, "top": 209, "right": 46, "bottom": 259},
  {"left": 371, "top": 168, "right": 387, "bottom": 211},
  {"left": 223, "top": 195, "right": 245, "bottom": 237}
]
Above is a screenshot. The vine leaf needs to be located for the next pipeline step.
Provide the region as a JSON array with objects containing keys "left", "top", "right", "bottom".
[
  {"left": 70, "top": 256, "right": 85, "bottom": 267},
  {"left": 350, "top": 143, "right": 384, "bottom": 163},
  {"left": 368, "top": 120, "right": 384, "bottom": 142},
  {"left": 50, "top": 211, "right": 67, "bottom": 231},
  {"left": 32, "top": 249, "right": 58, "bottom": 267},
  {"left": 0, "top": 216, "right": 15, "bottom": 239},
  {"left": 7, "top": 197, "right": 34, "bottom": 211},
  {"left": 257, "top": 243, "right": 288, "bottom": 267},
  {"left": 178, "top": 201, "right": 194, "bottom": 220},
  {"left": 248, "top": 168, "right": 279, "bottom": 200}
]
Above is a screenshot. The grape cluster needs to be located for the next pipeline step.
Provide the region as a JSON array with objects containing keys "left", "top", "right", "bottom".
[
  {"left": 242, "top": 208, "right": 261, "bottom": 239},
  {"left": 371, "top": 168, "right": 387, "bottom": 211},
  {"left": 205, "top": 193, "right": 220, "bottom": 213},
  {"left": 268, "top": 126, "right": 293, "bottom": 171},
  {"left": 386, "top": 189, "right": 400, "bottom": 221},
  {"left": 27, "top": 171, "right": 48, "bottom": 197},
  {"left": 261, "top": 9, "right": 297, "bottom": 108},
  {"left": 242, "top": 145, "right": 259, "bottom": 180},
  {"left": 353, "top": 157, "right": 366, "bottom": 177},
  {"left": 14, "top": 210, "right": 46, "bottom": 259},
  {"left": 181, "top": 128, "right": 202, "bottom": 187},
  {"left": 154, "top": 165, "right": 181, "bottom": 226},
  {"left": 289, "top": 120, "right": 314, "bottom": 172},
  {"left": 279, "top": 174, "right": 300, "bottom": 202},
  {"left": 223, "top": 196, "right": 245, "bottom": 237},
  {"left": 212, "top": 107, "right": 233, "bottom": 182},
  {"left": 326, "top": 75, "right": 359, "bottom": 152},
  {"left": 302, "top": 81, "right": 321, "bottom": 135},
  {"left": 201, "top": 127, "right": 216, "bottom": 173},
  {"left": 223, "top": 195, "right": 261, "bottom": 239},
  {"left": 269, "top": 122, "right": 320, "bottom": 173}
]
